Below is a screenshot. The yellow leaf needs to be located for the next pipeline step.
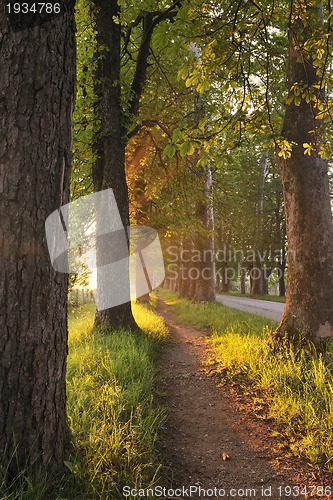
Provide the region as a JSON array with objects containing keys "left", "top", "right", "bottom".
[{"left": 303, "top": 143, "right": 314, "bottom": 156}]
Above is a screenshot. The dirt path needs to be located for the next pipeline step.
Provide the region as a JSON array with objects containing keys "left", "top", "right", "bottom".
[{"left": 157, "top": 302, "right": 332, "bottom": 500}]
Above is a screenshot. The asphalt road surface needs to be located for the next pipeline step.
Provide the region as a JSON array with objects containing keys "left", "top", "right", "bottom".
[{"left": 216, "top": 294, "right": 285, "bottom": 322}]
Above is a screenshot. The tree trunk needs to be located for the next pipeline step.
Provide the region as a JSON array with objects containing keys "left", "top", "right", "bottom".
[
  {"left": 91, "top": 2, "right": 181, "bottom": 329},
  {"left": 278, "top": 269, "right": 286, "bottom": 297},
  {"left": 187, "top": 45, "right": 216, "bottom": 303},
  {"left": 221, "top": 276, "right": 231, "bottom": 293},
  {"left": 192, "top": 164, "right": 216, "bottom": 302},
  {"left": 262, "top": 267, "right": 272, "bottom": 295},
  {"left": 278, "top": 248, "right": 287, "bottom": 297},
  {"left": 240, "top": 266, "right": 246, "bottom": 294},
  {"left": 0, "top": 2, "right": 76, "bottom": 479},
  {"left": 130, "top": 145, "right": 151, "bottom": 305},
  {"left": 251, "top": 154, "right": 268, "bottom": 295},
  {"left": 275, "top": 8, "right": 333, "bottom": 343},
  {"left": 179, "top": 240, "right": 193, "bottom": 299},
  {"left": 250, "top": 252, "right": 263, "bottom": 295},
  {"left": 92, "top": 0, "right": 136, "bottom": 330}
]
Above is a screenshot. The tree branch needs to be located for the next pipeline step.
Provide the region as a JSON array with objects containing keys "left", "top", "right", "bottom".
[
  {"left": 125, "top": 0, "right": 182, "bottom": 133},
  {"left": 127, "top": 119, "right": 173, "bottom": 141}
]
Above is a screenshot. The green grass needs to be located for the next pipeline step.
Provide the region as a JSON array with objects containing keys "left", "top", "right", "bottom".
[
  {"left": 0, "top": 471, "right": 50, "bottom": 500},
  {"left": 158, "top": 288, "right": 333, "bottom": 471},
  {"left": 157, "top": 288, "right": 277, "bottom": 332},
  {"left": 0, "top": 302, "right": 168, "bottom": 499},
  {"left": 218, "top": 291, "right": 286, "bottom": 303},
  {"left": 63, "top": 302, "right": 168, "bottom": 499}
]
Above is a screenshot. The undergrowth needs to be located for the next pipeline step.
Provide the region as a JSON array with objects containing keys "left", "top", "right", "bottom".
[
  {"left": 0, "top": 301, "right": 168, "bottom": 499},
  {"left": 63, "top": 302, "right": 168, "bottom": 498},
  {"left": 157, "top": 288, "right": 333, "bottom": 471}
]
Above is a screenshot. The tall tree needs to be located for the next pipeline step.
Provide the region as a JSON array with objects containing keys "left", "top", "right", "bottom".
[
  {"left": 0, "top": 1, "right": 76, "bottom": 479},
  {"left": 251, "top": 153, "right": 268, "bottom": 295},
  {"left": 175, "top": 1, "right": 333, "bottom": 341},
  {"left": 91, "top": 0, "right": 181, "bottom": 329},
  {"left": 92, "top": 0, "right": 136, "bottom": 329},
  {"left": 275, "top": 3, "right": 333, "bottom": 342},
  {"left": 189, "top": 45, "right": 215, "bottom": 302}
]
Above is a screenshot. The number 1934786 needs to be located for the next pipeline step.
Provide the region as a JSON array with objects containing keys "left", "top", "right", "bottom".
[{"left": 6, "top": 3, "right": 61, "bottom": 14}]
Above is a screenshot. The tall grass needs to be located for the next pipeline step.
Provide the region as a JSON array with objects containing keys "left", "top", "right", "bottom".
[
  {"left": 158, "top": 288, "right": 333, "bottom": 471},
  {"left": 156, "top": 288, "right": 277, "bottom": 332},
  {"left": 0, "top": 302, "right": 168, "bottom": 499},
  {"left": 64, "top": 302, "right": 169, "bottom": 498}
]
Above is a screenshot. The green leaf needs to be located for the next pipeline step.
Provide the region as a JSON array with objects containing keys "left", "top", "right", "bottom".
[
  {"left": 177, "top": 4, "right": 190, "bottom": 21},
  {"left": 178, "top": 67, "right": 189, "bottom": 80},
  {"left": 196, "top": 80, "right": 210, "bottom": 94},
  {"left": 164, "top": 144, "right": 177, "bottom": 158},
  {"left": 154, "top": 30, "right": 168, "bottom": 49},
  {"left": 172, "top": 128, "right": 182, "bottom": 143},
  {"left": 196, "top": 156, "right": 208, "bottom": 168},
  {"left": 198, "top": 118, "right": 207, "bottom": 132},
  {"left": 179, "top": 142, "right": 196, "bottom": 157}
]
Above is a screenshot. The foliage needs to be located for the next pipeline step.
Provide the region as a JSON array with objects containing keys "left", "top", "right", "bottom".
[
  {"left": 213, "top": 143, "right": 286, "bottom": 285},
  {"left": 174, "top": 0, "right": 333, "bottom": 156},
  {"left": 72, "top": 0, "right": 99, "bottom": 200},
  {"left": 63, "top": 302, "right": 168, "bottom": 498},
  {"left": 123, "top": 1, "right": 290, "bottom": 296}
]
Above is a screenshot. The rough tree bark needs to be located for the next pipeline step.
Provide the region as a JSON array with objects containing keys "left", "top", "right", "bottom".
[
  {"left": 92, "top": 0, "right": 136, "bottom": 329},
  {"left": 278, "top": 248, "right": 287, "bottom": 297},
  {"left": 275, "top": 7, "right": 333, "bottom": 343},
  {"left": 188, "top": 44, "right": 216, "bottom": 302},
  {"left": 192, "top": 164, "right": 216, "bottom": 302},
  {"left": 0, "top": 1, "right": 76, "bottom": 479},
  {"left": 92, "top": 0, "right": 181, "bottom": 330}
]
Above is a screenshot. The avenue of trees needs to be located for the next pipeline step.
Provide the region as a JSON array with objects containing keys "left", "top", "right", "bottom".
[{"left": 1, "top": 0, "right": 333, "bottom": 484}]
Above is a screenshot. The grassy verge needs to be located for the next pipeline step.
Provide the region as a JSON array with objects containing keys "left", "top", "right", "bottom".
[
  {"left": 63, "top": 302, "right": 168, "bottom": 499},
  {"left": 157, "top": 288, "right": 333, "bottom": 471},
  {"left": 0, "top": 302, "right": 168, "bottom": 499},
  {"left": 218, "top": 291, "right": 286, "bottom": 303}
]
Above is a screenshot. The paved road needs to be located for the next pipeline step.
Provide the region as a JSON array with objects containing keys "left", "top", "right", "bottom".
[{"left": 216, "top": 294, "right": 285, "bottom": 322}]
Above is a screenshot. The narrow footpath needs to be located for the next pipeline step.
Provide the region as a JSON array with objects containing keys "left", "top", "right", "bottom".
[{"left": 157, "top": 302, "right": 332, "bottom": 500}]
